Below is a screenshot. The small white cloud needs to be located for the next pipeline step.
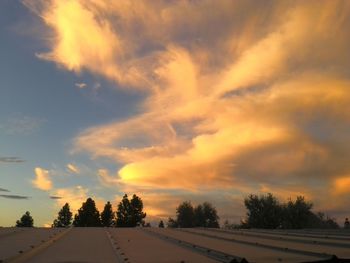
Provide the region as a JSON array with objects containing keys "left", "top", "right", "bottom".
[
  {"left": 75, "top": 82, "right": 87, "bottom": 89},
  {"left": 32, "top": 167, "right": 53, "bottom": 191},
  {"left": 66, "top": 163, "right": 80, "bottom": 174}
]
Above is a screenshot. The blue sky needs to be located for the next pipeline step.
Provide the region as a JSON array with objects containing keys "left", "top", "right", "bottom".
[
  {"left": 0, "top": 0, "right": 141, "bottom": 225},
  {"left": 1, "top": 0, "right": 350, "bottom": 226}
]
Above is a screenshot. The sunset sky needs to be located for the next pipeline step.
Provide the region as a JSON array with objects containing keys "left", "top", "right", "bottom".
[{"left": 1, "top": 0, "right": 350, "bottom": 227}]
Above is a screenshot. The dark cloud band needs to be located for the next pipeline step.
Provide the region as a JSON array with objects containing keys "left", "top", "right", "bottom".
[
  {"left": 0, "top": 157, "right": 25, "bottom": 163},
  {"left": 49, "top": 196, "right": 62, "bottom": 199},
  {"left": 0, "top": 194, "right": 30, "bottom": 199}
]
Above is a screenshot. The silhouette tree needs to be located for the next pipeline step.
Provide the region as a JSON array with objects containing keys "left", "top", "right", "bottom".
[
  {"left": 158, "top": 220, "right": 165, "bottom": 228},
  {"left": 202, "top": 202, "right": 220, "bottom": 228},
  {"left": 52, "top": 203, "right": 72, "bottom": 227},
  {"left": 73, "top": 198, "right": 101, "bottom": 227},
  {"left": 345, "top": 218, "right": 350, "bottom": 229},
  {"left": 282, "top": 196, "right": 314, "bottom": 229},
  {"left": 243, "top": 193, "right": 339, "bottom": 229},
  {"left": 16, "top": 211, "right": 34, "bottom": 227},
  {"left": 308, "top": 212, "right": 339, "bottom": 229},
  {"left": 194, "top": 204, "right": 205, "bottom": 227},
  {"left": 167, "top": 217, "right": 178, "bottom": 228},
  {"left": 116, "top": 194, "right": 130, "bottom": 227},
  {"left": 244, "top": 193, "right": 282, "bottom": 229},
  {"left": 116, "top": 194, "right": 146, "bottom": 227},
  {"left": 176, "top": 201, "right": 194, "bottom": 228},
  {"left": 101, "top": 201, "right": 114, "bottom": 227},
  {"left": 193, "top": 202, "right": 219, "bottom": 227}
]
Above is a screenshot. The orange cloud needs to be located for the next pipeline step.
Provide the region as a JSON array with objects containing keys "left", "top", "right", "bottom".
[
  {"left": 333, "top": 176, "right": 350, "bottom": 194},
  {"left": 53, "top": 186, "right": 105, "bottom": 213},
  {"left": 32, "top": 167, "right": 53, "bottom": 191},
  {"left": 25, "top": 0, "right": 350, "bottom": 219}
]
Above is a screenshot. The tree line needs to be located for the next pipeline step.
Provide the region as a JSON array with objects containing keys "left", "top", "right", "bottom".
[
  {"left": 226, "top": 193, "right": 341, "bottom": 229},
  {"left": 167, "top": 201, "right": 220, "bottom": 228},
  {"left": 16, "top": 194, "right": 146, "bottom": 227},
  {"left": 15, "top": 192, "right": 347, "bottom": 229}
]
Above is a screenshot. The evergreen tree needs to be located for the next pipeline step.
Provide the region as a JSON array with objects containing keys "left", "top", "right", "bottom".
[
  {"left": 116, "top": 194, "right": 146, "bottom": 227},
  {"left": 116, "top": 194, "right": 131, "bottom": 227},
  {"left": 130, "top": 194, "right": 146, "bottom": 226},
  {"left": 16, "top": 211, "right": 34, "bottom": 227},
  {"left": 176, "top": 201, "right": 194, "bottom": 228},
  {"left": 158, "top": 220, "right": 165, "bottom": 228},
  {"left": 73, "top": 198, "right": 101, "bottom": 227},
  {"left": 52, "top": 203, "right": 72, "bottom": 227},
  {"left": 101, "top": 201, "right": 114, "bottom": 227}
]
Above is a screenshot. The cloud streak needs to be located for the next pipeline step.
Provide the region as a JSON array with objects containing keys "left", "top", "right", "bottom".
[
  {"left": 49, "top": 195, "right": 62, "bottom": 200},
  {"left": 0, "top": 194, "right": 30, "bottom": 200},
  {"left": 0, "top": 157, "right": 25, "bottom": 163},
  {"left": 0, "top": 113, "right": 45, "bottom": 135},
  {"left": 66, "top": 163, "right": 80, "bottom": 174}
]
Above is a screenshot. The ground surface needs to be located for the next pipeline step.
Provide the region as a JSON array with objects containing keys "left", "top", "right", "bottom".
[{"left": 0, "top": 227, "right": 349, "bottom": 263}]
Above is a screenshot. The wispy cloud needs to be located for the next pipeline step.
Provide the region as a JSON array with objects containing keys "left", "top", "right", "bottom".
[
  {"left": 66, "top": 163, "right": 80, "bottom": 174},
  {"left": 75, "top": 82, "right": 86, "bottom": 89},
  {"left": 97, "top": 169, "right": 120, "bottom": 187},
  {"left": 0, "top": 194, "right": 30, "bottom": 199},
  {"left": 0, "top": 157, "right": 25, "bottom": 163},
  {"left": 0, "top": 113, "right": 45, "bottom": 135},
  {"left": 49, "top": 195, "right": 62, "bottom": 199},
  {"left": 0, "top": 187, "right": 10, "bottom": 192},
  {"left": 32, "top": 167, "right": 53, "bottom": 191}
]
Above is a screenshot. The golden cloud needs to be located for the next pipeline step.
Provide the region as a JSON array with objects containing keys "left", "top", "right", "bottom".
[
  {"left": 25, "top": 0, "right": 350, "bottom": 218},
  {"left": 333, "top": 176, "right": 350, "bottom": 194},
  {"left": 53, "top": 186, "right": 105, "bottom": 213},
  {"left": 66, "top": 163, "right": 80, "bottom": 174},
  {"left": 32, "top": 167, "right": 53, "bottom": 191}
]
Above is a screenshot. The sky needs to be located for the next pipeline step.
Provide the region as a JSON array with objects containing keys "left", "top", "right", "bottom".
[{"left": 1, "top": 0, "right": 350, "bottom": 227}]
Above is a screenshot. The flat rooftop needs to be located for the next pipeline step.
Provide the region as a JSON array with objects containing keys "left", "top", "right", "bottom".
[{"left": 1, "top": 227, "right": 349, "bottom": 263}]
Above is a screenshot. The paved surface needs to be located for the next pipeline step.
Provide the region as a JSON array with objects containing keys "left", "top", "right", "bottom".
[
  {"left": 110, "top": 228, "right": 216, "bottom": 263},
  {"left": 0, "top": 228, "right": 63, "bottom": 262},
  {"left": 0, "top": 227, "right": 349, "bottom": 263},
  {"left": 25, "top": 228, "right": 119, "bottom": 263},
  {"left": 186, "top": 228, "right": 350, "bottom": 258}
]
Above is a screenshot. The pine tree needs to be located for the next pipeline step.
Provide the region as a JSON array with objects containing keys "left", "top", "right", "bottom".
[
  {"left": 130, "top": 194, "right": 146, "bottom": 226},
  {"left": 52, "top": 203, "right": 72, "bottom": 227},
  {"left": 16, "top": 211, "right": 34, "bottom": 227},
  {"left": 73, "top": 198, "right": 101, "bottom": 227},
  {"left": 101, "top": 201, "right": 114, "bottom": 227},
  {"left": 158, "top": 220, "right": 165, "bottom": 228},
  {"left": 116, "top": 194, "right": 146, "bottom": 227},
  {"left": 176, "top": 201, "right": 194, "bottom": 228},
  {"left": 116, "top": 194, "right": 131, "bottom": 227}
]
